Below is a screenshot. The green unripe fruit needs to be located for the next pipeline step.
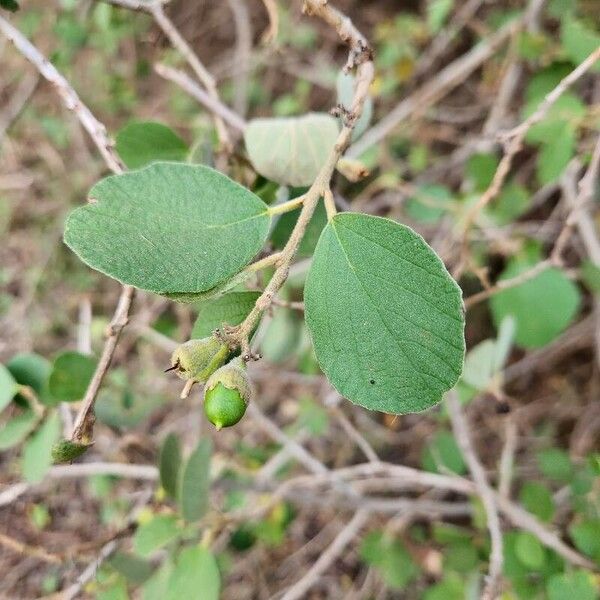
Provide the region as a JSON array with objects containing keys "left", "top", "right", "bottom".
[
  {"left": 51, "top": 439, "right": 90, "bottom": 463},
  {"left": 203, "top": 357, "right": 252, "bottom": 430},
  {"left": 169, "top": 336, "right": 229, "bottom": 383},
  {"left": 204, "top": 383, "right": 247, "bottom": 430}
]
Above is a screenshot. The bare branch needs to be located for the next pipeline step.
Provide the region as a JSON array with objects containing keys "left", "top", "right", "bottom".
[
  {"left": 447, "top": 391, "right": 503, "bottom": 599},
  {"left": 0, "top": 17, "right": 123, "bottom": 172},
  {"left": 280, "top": 510, "right": 369, "bottom": 600}
]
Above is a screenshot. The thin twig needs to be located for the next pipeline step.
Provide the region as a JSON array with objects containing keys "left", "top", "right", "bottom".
[
  {"left": 0, "top": 16, "right": 136, "bottom": 445},
  {"left": 154, "top": 63, "right": 247, "bottom": 133},
  {"left": 71, "top": 285, "right": 135, "bottom": 442},
  {"left": 102, "top": 0, "right": 232, "bottom": 151},
  {"left": 226, "top": 0, "right": 374, "bottom": 359},
  {"left": 461, "top": 45, "right": 600, "bottom": 254},
  {"left": 348, "top": 18, "right": 520, "bottom": 158},
  {"left": 447, "top": 391, "right": 503, "bottom": 599},
  {"left": 226, "top": 0, "right": 252, "bottom": 117},
  {"left": 280, "top": 510, "right": 369, "bottom": 600},
  {"left": 0, "top": 17, "right": 123, "bottom": 172},
  {"left": 0, "top": 71, "right": 38, "bottom": 142}
]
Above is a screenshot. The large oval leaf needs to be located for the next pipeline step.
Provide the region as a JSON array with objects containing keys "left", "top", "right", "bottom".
[
  {"left": 64, "top": 162, "right": 271, "bottom": 293},
  {"left": 304, "top": 213, "right": 465, "bottom": 414},
  {"left": 244, "top": 113, "right": 339, "bottom": 186}
]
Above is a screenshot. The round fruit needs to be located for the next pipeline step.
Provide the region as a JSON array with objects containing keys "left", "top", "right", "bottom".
[{"left": 204, "top": 382, "right": 248, "bottom": 430}]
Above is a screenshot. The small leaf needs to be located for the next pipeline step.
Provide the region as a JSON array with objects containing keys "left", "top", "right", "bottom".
[
  {"left": 109, "top": 552, "right": 154, "bottom": 585},
  {"left": 166, "top": 546, "right": 220, "bottom": 600},
  {"left": 570, "top": 520, "right": 600, "bottom": 561},
  {"left": 519, "top": 481, "right": 555, "bottom": 523},
  {"left": 142, "top": 560, "right": 173, "bottom": 600},
  {"left": 244, "top": 113, "right": 339, "bottom": 186},
  {"left": 64, "top": 163, "right": 271, "bottom": 293},
  {"left": 0, "top": 364, "right": 18, "bottom": 412},
  {"left": 515, "top": 531, "right": 545, "bottom": 569},
  {"left": 360, "top": 530, "right": 419, "bottom": 590},
  {"left": 48, "top": 351, "right": 96, "bottom": 402},
  {"left": 0, "top": 410, "right": 38, "bottom": 450},
  {"left": 133, "top": 514, "right": 181, "bottom": 557},
  {"left": 116, "top": 121, "right": 188, "bottom": 169},
  {"left": 561, "top": 18, "right": 600, "bottom": 72},
  {"left": 547, "top": 571, "right": 598, "bottom": 600},
  {"left": 580, "top": 260, "right": 600, "bottom": 294},
  {"left": 490, "top": 256, "right": 580, "bottom": 349},
  {"left": 7, "top": 352, "right": 51, "bottom": 403},
  {"left": 427, "top": 0, "right": 453, "bottom": 33},
  {"left": 405, "top": 184, "right": 452, "bottom": 224},
  {"left": 462, "top": 340, "right": 496, "bottom": 391},
  {"left": 22, "top": 411, "right": 61, "bottom": 483},
  {"left": 191, "top": 291, "right": 260, "bottom": 339},
  {"left": 537, "top": 448, "right": 573, "bottom": 482},
  {"left": 159, "top": 433, "right": 181, "bottom": 499},
  {"left": 536, "top": 122, "right": 575, "bottom": 184},
  {"left": 179, "top": 439, "right": 212, "bottom": 522},
  {"left": 422, "top": 431, "right": 466, "bottom": 475},
  {"left": 304, "top": 213, "right": 465, "bottom": 414}
]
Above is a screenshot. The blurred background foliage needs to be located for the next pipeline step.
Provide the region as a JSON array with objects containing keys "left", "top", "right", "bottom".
[{"left": 1, "top": 0, "right": 600, "bottom": 598}]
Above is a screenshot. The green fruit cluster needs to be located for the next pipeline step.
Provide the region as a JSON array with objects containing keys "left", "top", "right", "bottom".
[{"left": 169, "top": 339, "right": 251, "bottom": 430}]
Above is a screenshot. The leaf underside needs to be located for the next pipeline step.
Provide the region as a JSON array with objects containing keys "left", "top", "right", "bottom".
[
  {"left": 304, "top": 213, "right": 465, "bottom": 414},
  {"left": 64, "top": 162, "right": 271, "bottom": 293},
  {"left": 244, "top": 113, "right": 339, "bottom": 187}
]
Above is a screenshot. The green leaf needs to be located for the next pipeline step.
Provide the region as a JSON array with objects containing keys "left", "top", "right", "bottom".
[
  {"left": 142, "top": 560, "right": 173, "bottom": 600},
  {"left": 465, "top": 153, "right": 498, "bottom": 192},
  {"left": 561, "top": 18, "right": 600, "bottom": 72},
  {"left": 260, "top": 307, "right": 302, "bottom": 363},
  {"left": 133, "top": 515, "right": 181, "bottom": 557},
  {"left": 7, "top": 352, "right": 51, "bottom": 403},
  {"left": 0, "top": 410, "right": 38, "bottom": 450},
  {"left": 422, "top": 573, "right": 465, "bottom": 600},
  {"left": 191, "top": 291, "right": 260, "bottom": 339},
  {"left": 64, "top": 162, "right": 271, "bottom": 293},
  {"left": 581, "top": 260, "right": 600, "bottom": 294},
  {"left": 304, "top": 213, "right": 465, "bottom": 414},
  {"left": 0, "top": 364, "right": 18, "bottom": 412},
  {"left": 537, "top": 448, "right": 573, "bottom": 482},
  {"left": 336, "top": 72, "right": 372, "bottom": 140},
  {"left": 166, "top": 546, "right": 220, "bottom": 600},
  {"left": 519, "top": 481, "right": 555, "bottom": 523},
  {"left": 422, "top": 430, "right": 466, "bottom": 475},
  {"left": 427, "top": 0, "right": 453, "bottom": 33},
  {"left": 405, "top": 184, "right": 452, "bottom": 224},
  {"left": 360, "top": 530, "right": 419, "bottom": 590},
  {"left": 48, "top": 351, "right": 96, "bottom": 402},
  {"left": 490, "top": 256, "right": 580, "bottom": 349},
  {"left": 570, "top": 520, "right": 600, "bottom": 561},
  {"left": 547, "top": 571, "right": 598, "bottom": 600},
  {"left": 462, "top": 339, "right": 496, "bottom": 391},
  {"left": 116, "top": 121, "right": 188, "bottom": 169},
  {"left": 22, "top": 411, "right": 61, "bottom": 483},
  {"left": 179, "top": 439, "right": 212, "bottom": 522},
  {"left": 244, "top": 113, "right": 339, "bottom": 186},
  {"left": 536, "top": 122, "right": 575, "bottom": 184},
  {"left": 109, "top": 552, "right": 154, "bottom": 584},
  {"left": 0, "top": 0, "right": 19, "bottom": 11},
  {"left": 159, "top": 433, "right": 181, "bottom": 499},
  {"left": 515, "top": 531, "right": 545, "bottom": 569}
]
